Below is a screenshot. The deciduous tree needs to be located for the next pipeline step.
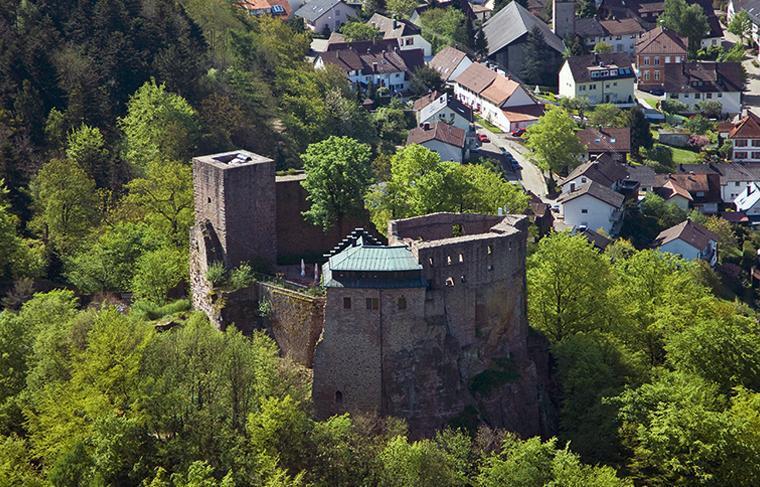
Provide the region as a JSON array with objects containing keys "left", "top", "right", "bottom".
[{"left": 525, "top": 107, "right": 585, "bottom": 175}]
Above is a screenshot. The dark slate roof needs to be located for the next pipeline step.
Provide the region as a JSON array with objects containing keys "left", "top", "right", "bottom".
[
  {"left": 368, "top": 13, "right": 421, "bottom": 38},
  {"left": 483, "top": 1, "right": 564, "bottom": 56},
  {"left": 562, "top": 155, "right": 630, "bottom": 187},
  {"left": 429, "top": 46, "right": 470, "bottom": 81},
  {"left": 407, "top": 122, "right": 466, "bottom": 148},
  {"left": 654, "top": 220, "right": 718, "bottom": 250},
  {"left": 626, "top": 165, "right": 657, "bottom": 187},
  {"left": 663, "top": 62, "right": 745, "bottom": 94},
  {"left": 294, "top": 0, "right": 346, "bottom": 22},
  {"left": 579, "top": 228, "right": 612, "bottom": 250},
  {"left": 577, "top": 17, "right": 647, "bottom": 37},
  {"left": 565, "top": 53, "right": 635, "bottom": 83},
  {"left": 675, "top": 162, "right": 756, "bottom": 182},
  {"left": 557, "top": 181, "right": 625, "bottom": 207},
  {"left": 577, "top": 127, "right": 631, "bottom": 153},
  {"left": 319, "top": 41, "right": 424, "bottom": 76},
  {"left": 575, "top": 17, "right": 606, "bottom": 37},
  {"left": 656, "top": 173, "right": 722, "bottom": 204}
]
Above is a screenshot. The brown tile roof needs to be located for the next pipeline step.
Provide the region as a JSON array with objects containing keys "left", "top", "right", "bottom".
[
  {"left": 406, "top": 122, "right": 466, "bottom": 148},
  {"left": 654, "top": 220, "right": 718, "bottom": 250},
  {"left": 480, "top": 75, "right": 521, "bottom": 106},
  {"left": 429, "top": 46, "right": 469, "bottom": 81},
  {"left": 635, "top": 26, "right": 687, "bottom": 54},
  {"left": 320, "top": 41, "right": 424, "bottom": 76},
  {"left": 413, "top": 91, "right": 440, "bottom": 111},
  {"left": 663, "top": 62, "right": 745, "bottom": 94},
  {"left": 729, "top": 111, "right": 760, "bottom": 139},
  {"left": 657, "top": 173, "right": 722, "bottom": 203},
  {"left": 577, "top": 127, "right": 631, "bottom": 153},
  {"left": 654, "top": 179, "right": 693, "bottom": 201},
  {"left": 565, "top": 53, "right": 635, "bottom": 83},
  {"left": 557, "top": 181, "right": 625, "bottom": 207},
  {"left": 239, "top": 0, "right": 292, "bottom": 16},
  {"left": 502, "top": 104, "right": 545, "bottom": 122},
  {"left": 454, "top": 63, "right": 498, "bottom": 95},
  {"left": 598, "top": 17, "right": 647, "bottom": 36}
]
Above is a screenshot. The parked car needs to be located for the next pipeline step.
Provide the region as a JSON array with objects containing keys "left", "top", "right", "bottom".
[
  {"left": 510, "top": 128, "right": 525, "bottom": 137},
  {"left": 550, "top": 203, "right": 561, "bottom": 213},
  {"left": 478, "top": 133, "right": 490, "bottom": 143}
]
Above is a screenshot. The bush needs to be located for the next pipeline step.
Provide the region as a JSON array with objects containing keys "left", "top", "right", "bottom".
[
  {"left": 131, "top": 247, "right": 188, "bottom": 305},
  {"left": 696, "top": 101, "right": 722, "bottom": 119},
  {"left": 643, "top": 144, "right": 674, "bottom": 167},
  {"left": 661, "top": 99, "right": 688, "bottom": 114}
]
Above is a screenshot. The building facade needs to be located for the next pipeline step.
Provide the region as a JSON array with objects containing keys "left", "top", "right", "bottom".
[{"left": 558, "top": 53, "right": 636, "bottom": 105}]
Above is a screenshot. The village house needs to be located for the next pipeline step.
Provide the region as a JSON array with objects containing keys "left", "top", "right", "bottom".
[
  {"left": 626, "top": 165, "right": 657, "bottom": 194},
  {"left": 653, "top": 179, "right": 693, "bottom": 211},
  {"left": 728, "top": 111, "right": 760, "bottom": 162},
  {"left": 315, "top": 40, "right": 424, "bottom": 93},
  {"left": 453, "top": 63, "right": 544, "bottom": 132},
  {"left": 414, "top": 91, "right": 473, "bottom": 133},
  {"left": 428, "top": 46, "right": 473, "bottom": 84},
  {"left": 577, "top": 127, "right": 631, "bottom": 162},
  {"left": 662, "top": 62, "right": 745, "bottom": 115},
  {"left": 674, "top": 162, "right": 760, "bottom": 204},
  {"left": 634, "top": 26, "right": 688, "bottom": 91},
  {"left": 294, "top": 0, "right": 357, "bottom": 33},
  {"left": 559, "top": 154, "right": 630, "bottom": 194},
  {"left": 238, "top": 0, "right": 292, "bottom": 17},
  {"left": 734, "top": 183, "right": 760, "bottom": 222},
  {"left": 367, "top": 13, "right": 432, "bottom": 57},
  {"left": 575, "top": 17, "right": 647, "bottom": 54},
  {"left": 557, "top": 181, "right": 625, "bottom": 234},
  {"left": 655, "top": 173, "right": 722, "bottom": 214},
  {"left": 654, "top": 220, "right": 718, "bottom": 266},
  {"left": 482, "top": 1, "right": 564, "bottom": 77},
  {"left": 407, "top": 122, "right": 468, "bottom": 162},
  {"left": 559, "top": 53, "right": 636, "bottom": 106}
]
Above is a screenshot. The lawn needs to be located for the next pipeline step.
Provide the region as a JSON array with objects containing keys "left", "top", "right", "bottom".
[
  {"left": 639, "top": 94, "right": 661, "bottom": 109},
  {"left": 475, "top": 115, "right": 503, "bottom": 134},
  {"left": 656, "top": 143, "right": 701, "bottom": 164}
]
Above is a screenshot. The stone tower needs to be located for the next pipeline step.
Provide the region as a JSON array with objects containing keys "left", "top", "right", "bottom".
[
  {"left": 192, "top": 150, "right": 277, "bottom": 269},
  {"left": 552, "top": 0, "right": 576, "bottom": 40}
]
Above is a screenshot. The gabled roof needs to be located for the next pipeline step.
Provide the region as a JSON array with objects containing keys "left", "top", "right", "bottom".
[
  {"left": 502, "top": 104, "right": 544, "bottom": 122},
  {"left": 656, "top": 173, "right": 722, "bottom": 203},
  {"left": 368, "top": 13, "right": 421, "bottom": 38},
  {"left": 454, "top": 62, "right": 498, "bottom": 94},
  {"left": 294, "top": 0, "right": 347, "bottom": 22},
  {"left": 654, "top": 220, "right": 718, "bottom": 250},
  {"left": 407, "top": 122, "right": 467, "bottom": 148},
  {"left": 577, "top": 127, "right": 631, "bottom": 153},
  {"left": 480, "top": 74, "right": 521, "bottom": 106},
  {"left": 319, "top": 41, "right": 424, "bottom": 76},
  {"left": 238, "top": 0, "right": 292, "bottom": 16},
  {"left": 654, "top": 179, "right": 693, "bottom": 202},
  {"left": 415, "top": 91, "right": 473, "bottom": 123},
  {"left": 734, "top": 183, "right": 760, "bottom": 211},
  {"left": 564, "top": 53, "right": 635, "bottom": 83},
  {"left": 428, "top": 46, "right": 470, "bottom": 81},
  {"left": 663, "top": 62, "right": 745, "bottom": 94},
  {"left": 729, "top": 111, "right": 760, "bottom": 139},
  {"left": 635, "top": 26, "right": 688, "bottom": 54},
  {"left": 579, "top": 228, "right": 612, "bottom": 250},
  {"left": 562, "top": 155, "right": 630, "bottom": 187},
  {"left": 626, "top": 164, "right": 657, "bottom": 187},
  {"left": 483, "top": 0, "right": 564, "bottom": 56},
  {"left": 557, "top": 181, "right": 625, "bottom": 208}
]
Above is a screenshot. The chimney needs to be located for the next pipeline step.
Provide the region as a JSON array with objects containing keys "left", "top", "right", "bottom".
[
  {"left": 423, "top": 122, "right": 431, "bottom": 130},
  {"left": 393, "top": 19, "right": 398, "bottom": 29},
  {"left": 372, "top": 61, "right": 378, "bottom": 72}
]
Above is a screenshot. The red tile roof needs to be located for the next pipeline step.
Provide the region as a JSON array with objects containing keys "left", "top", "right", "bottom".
[
  {"left": 635, "top": 26, "right": 688, "bottom": 55},
  {"left": 407, "top": 122, "right": 466, "bottom": 148},
  {"left": 729, "top": 111, "right": 760, "bottom": 139}
]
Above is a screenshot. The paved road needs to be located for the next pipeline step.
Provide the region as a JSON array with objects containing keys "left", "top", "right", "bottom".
[
  {"left": 472, "top": 125, "right": 549, "bottom": 201},
  {"left": 722, "top": 30, "right": 760, "bottom": 115}
]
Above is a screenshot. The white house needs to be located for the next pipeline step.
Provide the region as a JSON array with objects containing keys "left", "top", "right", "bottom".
[
  {"left": 559, "top": 155, "right": 629, "bottom": 194},
  {"left": 728, "top": 111, "right": 760, "bottom": 163},
  {"left": 367, "top": 13, "right": 432, "bottom": 58},
  {"left": 662, "top": 62, "right": 745, "bottom": 115},
  {"left": 407, "top": 122, "right": 468, "bottom": 162},
  {"left": 413, "top": 91, "right": 473, "bottom": 133},
  {"left": 734, "top": 183, "right": 760, "bottom": 221},
  {"left": 654, "top": 220, "right": 718, "bottom": 266},
  {"left": 653, "top": 179, "right": 693, "bottom": 211},
  {"left": 428, "top": 46, "right": 472, "bottom": 83},
  {"left": 453, "top": 62, "right": 544, "bottom": 132},
  {"left": 575, "top": 17, "right": 647, "bottom": 54},
  {"left": 557, "top": 181, "right": 625, "bottom": 234},
  {"left": 558, "top": 53, "right": 636, "bottom": 106},
  {"left": 294, "top": 0, "right": 356, "bottom": 33}
]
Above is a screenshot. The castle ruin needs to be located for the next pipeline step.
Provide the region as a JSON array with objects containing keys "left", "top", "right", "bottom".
[{"left": 189, "top": 150, "right": 552, "bottom": 436}]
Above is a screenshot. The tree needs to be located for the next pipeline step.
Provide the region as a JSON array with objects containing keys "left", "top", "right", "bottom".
[
  {"left": 30, "top": 159, "right": 100, "bottom": 255},
  {"left": 696, "top": 100, "right": 723, "bottom": 119},
  {"left": 300, "top": 137, "right": 374, "bottom": 231},
  {"left": 408, "top": 66, "right": 445, "bottom": 97},
  {"left": 728, "top": 10, "right": 752, "bottom": 47},
  {"left": 592, "top": 41, "right": 613, "bottom": 54},
  {"left": 587, "top": 103, "right": 625, "bottom": 128},
  {"left": 658, "top": 0, "right": 708, "bottom": 55},
  {"left": 65, "top": 124, "right": 110, "bottom": 188},
  {"left": 520, "top": 26, "right": 556, "bottom": 85},
  {"left": 386, "top": 0, "right": 417, "bottom": 18},
  {"left": 118, "top": 79, "right": 200, "bottom": 170},
  {"left": 419, "top": 8, "right": 468, "bottom": 52},
  {"left": 525, "top": 107, "right": 585, "bottom": 175},
  {"left": 340, "top": 22, "right": 381, "bottom": 41},
  {"left": 564, "top": 35, "right": 586, "bottom": 58},
  {"left": 131, "top": 247, "right": 188, "bottom": 305},
  {"left": 475, "top": 27, "right": 488, "bottom": 57},
  {"left": 577, "top": 0, "right": 597, "bottom": 18},
  {"left": 628, "top": 107, "right": 653, "bottom": 158},
  {"left": 527, "top": 233, "right": 614, "bottom": 343},
  {"left": 379, "top": 435, "right": 468, "bottom": 487},
  {"left": 701, "top": 215, "right": 739, "bottom": 261},
  {"left": 374, "top": 100, "right": 409, "bottom": 151}
]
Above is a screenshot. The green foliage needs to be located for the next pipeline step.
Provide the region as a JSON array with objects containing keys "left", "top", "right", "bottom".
[
  {"left": 629, "top": 107, "right": 653, "bottom": 158},
  {"left": 684, "top": 114, "right": 714, "bottom": 135},
  {"left": 660, "top": 98, "right": 688, "bottom": 114},
  {"left": 520, "top": 26, "right": 561, "bottom": 85},
  {"left": 131, "top": 247, "right": 188, "bottom": 306},
  {"left": 65, "top": 124, "right": 110, "bottom": 187},
  {"left": 696, "top": 100, "right": 723, "bottom": 119},
  {"left": 301, "top": 136, "right": 374, "bottom": 230},
  {"left": 373, "top": 100, "right": 410, "bottom": 150},
  {"left": 728, "top": 10, "right": 752, "bottom": 46},
  {"left": 420, "top": 8, "right": 468, "bottom": 52},
  {"left": 30, "top": 158, "right": 100, "bottom": 255},
  {"left": 587, "top": 103, "right": 626, "bottom": 128},
  {"left": 408, "top": 66, "right": 445, "bottom": 97},
  {"left": 620, "top": 193, "right": 685, "bottom": 247},
  {"left": 658, "top": 0, "right": 709, "bottom": 54},
  {"left": 526, "top": 107, "right": 585, "bottom": 174},
  {"left": 577, "top": 0, "right": 597, "bottom": 17},
  {"left": 386, "top": 0, "right": 419, "bottom": 18},
  {"left": 0, "top": 181, "right": 45, "bottom": 281},
  {"left": 340, "top": 22, "right": 381, "bottom": 41},
  {"left": 206, "top": 262, "right": 226, "bottom": 287},
  {"left": 592, "top": 41, "right": 613, "bottom": 54},
  {"left": 718, "top": 41, "right": 747, "bottom": 63},
  {"left": 469, "top": 358, "right": 519, "bottom": 396},
  {"left": 0, "top": 434, "right": 44, "bottom": 486},
  {"left": 119, "top": 79, "right": 200, "bottom": 170},
  {"left": 379, "top": 434, "right": 469, "bottom": 487}
]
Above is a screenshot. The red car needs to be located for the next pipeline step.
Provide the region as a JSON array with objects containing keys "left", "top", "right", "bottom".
[
  {"left": 511, "top": 128, "right": 525, "bottom": 137},
  {"left": 477, "top": 133, "right": 490, "bottom": 143}
]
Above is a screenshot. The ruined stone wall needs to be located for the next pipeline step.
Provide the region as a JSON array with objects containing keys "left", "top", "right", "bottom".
[
  {"left": 389, "top": 213, "right": 504, "bottom": 244},
  {"left": 257, "top": 282, "right": 324, "bottom": 367},
  {"left": 275, "top": 174, "right": 377, "bottom": 263}
]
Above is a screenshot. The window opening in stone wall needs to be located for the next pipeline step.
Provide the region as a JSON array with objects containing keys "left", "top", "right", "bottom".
[
  {"left": 429, "top": 257, "right": 434, "bottom": 267},
  {"left": 398, "top": 296, "right": 407, "bottom": 310},
  {"left": 458, "top": 253, "right": 464, "bottom": 263},
  {"left": 207, "top": 197, "right": 211, "bottom": 204},
  {"left": 445, "top": 277, "right": 454, "bottom": 286},
  {"left": 335, "top": 390, "right": 343, "bottom": 405},
  {"left": 487, "top": 244, "right": 493, "bottom": 255},
  {"left": 366, "top": 297, "right": 379, "bottom": 310},
  {"left": 447, "top": 256, "right": 452, "bottom": 265},
  {"left": 487, "top": 265, "right": 494, "bottom": 271},
  {"left": 460, "top": 275, "right": 466, "bottom": 283},
  {"left": 343, "top": 297, "right": 351, "bottom": 309}
]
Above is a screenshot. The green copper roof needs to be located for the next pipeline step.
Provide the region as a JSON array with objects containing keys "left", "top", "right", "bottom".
[{"left": 328, "top": 243, "right": 421, "bottom": 272}]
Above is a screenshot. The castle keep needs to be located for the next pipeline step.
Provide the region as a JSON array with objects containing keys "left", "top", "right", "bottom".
[{"left": 190, "top": 150, "right": 548, "bottom": 436}]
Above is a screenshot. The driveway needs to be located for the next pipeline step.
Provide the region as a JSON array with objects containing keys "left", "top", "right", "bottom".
[{"left": 473, "top": 125, "right": 550, "bottom": 201}]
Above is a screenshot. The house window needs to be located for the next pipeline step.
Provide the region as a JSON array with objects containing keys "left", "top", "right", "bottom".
[
  {"left": 718, "top": 93, "right": 722, "bottom": 97},
  {"left": 665, "top": 56, "right": 671, "bottom": 63},
  {"left": 753, "top": 152, "right": 760, "bottom": 159},
  {"left": 366, "top": 297, "right": 379, "bottom": 310},
  {"left": 654, "top": 70, "right": 660, "bottom": 81},
  {"left": 736, "top": 139, "right": 748, "bottom": 147},
  {"left": 706, "top": 93, "right": 712, "bottom": 99},
  {"left": 487, "top": 244, "right": 493, "bottom": 254},
  {"left": 458, "top": 253, "right": 464, "bottom": 263},
  {"left": 644, "top": 71, "right": 650, "bottom": 81},
  {"left": 735, "top": 151, "right": 748, "bottom": 159},
  {"left": 581, "top": 209, "right": 588, "bottom": 214},
  {"left": 445, "top": 277, "right": 454, "bottom": 286},
  {"left": 654, "top": 56, "right": 660, "bottom": 65},
  {"left": 406, "top": 38, "right": 414, "bottom": 45},
  {"left": 752, "top": 140, "right": 760, "bottom": 147},
  {"left": 644, "top": 56, "right": 650, "bottom": 65},
  {"left": 343, "top": 297, "right": 351, "bottom": 309},
  {"left": 672, "top": 93, "right": 679, "bottom": 99},
  {"left": 696, "top": 191, "right": 705, "bottom": 197},
  {"left": 736, "top": 181, "right": 741, "bottom": 186},
  {"left": 397, "top": 296, "right": 407, "bottom": 310},
  {"left": 581, "top": 177, "right": 587, "bottom": 183},
  {"left": 695, "top": 93, "right": 701, "bottom": 99}
]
